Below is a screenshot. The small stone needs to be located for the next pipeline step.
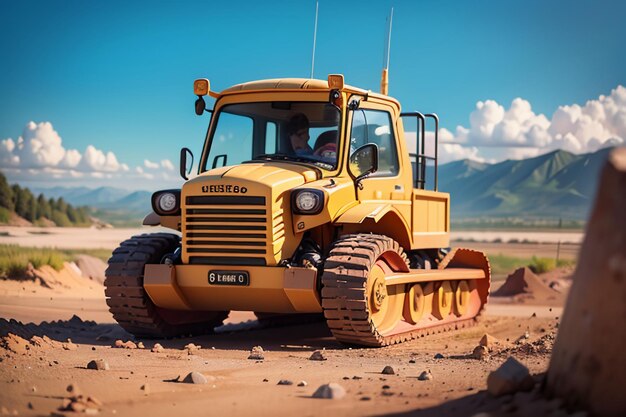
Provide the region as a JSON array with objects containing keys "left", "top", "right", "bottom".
[
  {"left": 297, "top": 381, "right": 308, "bottom": 387},
  {"left": 409, "top": 359, "right": 416, "bottom": 363},
  {"left": 137, "top": 342, "right": 145, "bottom": 349},
  {"left": 472, "top": 345, "right": 490, "bottom": 360},
  {"left": 140, "top": 384, "right": 150, "bottom": 395},
  {"left": 248, "top": 346, "right": 264, "bottom": 360},
  {"left": 123, "top": 341, "right": 137, "bottom": 349},
  {"left": 418, "top": 370, "right": 433, "bottom": 381},
  {"left": 151, "top": 343, "right": 164, "bottom": 353},
  {"left": 182, "top": 372, "right": 211, "bottom": 384},
  {"left": 381, "top": 365, "right": 395, "bottom": 375},
  {"left": 114, "top": 340, "right": 124, "bottom": 348},
  {"left": 309, "top": 350, "right": 327, "bottom": 361},
  {"left": 487, "top": 357, "right": 535, "bottom": 397},
  {"left": 87, "top": 359, "right": 109, "bottom": 371},
  {"left": 479, "top": 334, "right": 500, "bottom": 350},
  {"left": 86, "top": 396, "right": 103, "bottom": 407},
  {"left": 352, "top": 376, "right": 362, "bottom": 380},
  {"left": 62, "top": 339, "right": 78, "bottom": 351},
  {"left": 434, "top": 353, "right": 444, "bottom": 359},
  {"left": 27, "top": 402, "right": 33, "bottom": 410},
  {"left": 360, "top": 396, "right": 371, "bottom": 401},
  {"left": 312, "top": 383, "right": 346, "bottom": 399},
  {"left": 262, "top": 378, "right": 269, "bottom": 382},
  {"left": 277, "top": 380, "right": 293, "bottom": 386},
  {"left": 382, "top": 384, "right": 391, "bottom": 389}
]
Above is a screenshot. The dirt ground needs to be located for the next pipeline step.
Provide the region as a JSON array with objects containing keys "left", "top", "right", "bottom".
[{"left": 0, "top": 227, "right": 572, "bottom": 416}]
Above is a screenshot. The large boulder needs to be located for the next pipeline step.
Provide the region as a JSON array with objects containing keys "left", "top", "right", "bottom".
[{"left": 545, "top": 147, "right": 626, "bottom": 416}]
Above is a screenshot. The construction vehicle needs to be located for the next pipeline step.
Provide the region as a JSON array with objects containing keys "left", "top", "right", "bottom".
[{"left": 104, "top": 73, "right": 491, "bottom": 346}]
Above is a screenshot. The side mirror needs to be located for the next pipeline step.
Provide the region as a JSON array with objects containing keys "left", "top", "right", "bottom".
[
  {"left": 349, "top": 143, "right": 379, "bottom": 183},
  {"left": 195, "top": 97, "right": 206, "bottom": 116},
  {"left": 180, "top": 147, "right": 194, "bottom": 180}
]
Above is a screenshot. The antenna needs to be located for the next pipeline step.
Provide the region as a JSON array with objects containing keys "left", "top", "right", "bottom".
[
  {"left": 380, "top": 7, "right": 394, "bottom": 95},
  {"left": 310, "top": 1, "right": 319, "bottom": 79}
]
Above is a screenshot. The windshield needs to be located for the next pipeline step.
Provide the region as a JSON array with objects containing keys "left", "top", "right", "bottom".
[{"left": 202, "top": 101, "right": 341, "bottom": 171}]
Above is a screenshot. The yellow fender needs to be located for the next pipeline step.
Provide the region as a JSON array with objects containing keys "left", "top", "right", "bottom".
[{"left": 334, "top": 203, "right": 412, "bottom": 249}]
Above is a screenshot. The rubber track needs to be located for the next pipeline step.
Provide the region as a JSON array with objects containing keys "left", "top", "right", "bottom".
[
  {"left": 321, "top": 233, "right": 482, "bottom": 347},
  {"left": 104, "top": 233, "right": 228, "bottom": 338}
]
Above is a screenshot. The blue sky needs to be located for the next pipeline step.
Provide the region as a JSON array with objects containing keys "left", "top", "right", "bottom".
[{"left": 1, "top": 0, "right": 625, "bottom": 190}]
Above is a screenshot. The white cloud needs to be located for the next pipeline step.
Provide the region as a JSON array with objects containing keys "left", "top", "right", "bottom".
[
  {"left": 160, "top": 159, "right": 175, "bottom": 171},
  {"left": 0, "top": 121, "right": 180, "bottom": 189},
  {"left": 442, "top": 85, "right": 625, "bottom": 163},
  {"left": 144, "top": 159, "right": 159, "bottom": 169}
]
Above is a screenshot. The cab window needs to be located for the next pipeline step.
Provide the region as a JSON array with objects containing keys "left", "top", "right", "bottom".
[{"left": 350, "top": 109, "right": 399, "bottom": 176}]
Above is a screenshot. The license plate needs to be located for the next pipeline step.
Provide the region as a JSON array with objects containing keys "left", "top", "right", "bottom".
[{"left": 208, "top": 270, "right": 250, "bottom": 286}]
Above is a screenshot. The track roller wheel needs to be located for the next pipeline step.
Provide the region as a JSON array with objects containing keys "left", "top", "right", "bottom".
[
  {"left": 454, "top": 280, "right": 471, "bottom": 316},
  {"left": 403, "top": 282, "right": 434, "bottom": 325},
  {"left": 433, "top": 281, "right": 453, "bottom": 319}
]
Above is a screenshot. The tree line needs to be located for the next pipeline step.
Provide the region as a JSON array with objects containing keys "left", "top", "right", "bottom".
[{"left": 0, "top": 172, "right": 91, "bottom": 226}]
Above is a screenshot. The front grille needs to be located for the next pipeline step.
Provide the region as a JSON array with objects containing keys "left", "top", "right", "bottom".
[{"left": 183, "top": 194, "right": 277, "bottom": 266}]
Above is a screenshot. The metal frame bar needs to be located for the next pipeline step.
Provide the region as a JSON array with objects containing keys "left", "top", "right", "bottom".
[{"left": 400, "top": 111, "right": 439, "bottom": 191}]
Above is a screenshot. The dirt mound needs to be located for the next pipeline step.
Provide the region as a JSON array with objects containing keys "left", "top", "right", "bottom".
[
  {"left": 74, "top": 255, "right": 107, "bottom": 284},
  {"left": 492, "top": 267, "right": 565, "bottom": 304}
]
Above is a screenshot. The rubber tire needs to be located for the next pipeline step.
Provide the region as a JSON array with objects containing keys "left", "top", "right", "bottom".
[{"left": 105, "top": 233, "right": 229, "bottom": 338}]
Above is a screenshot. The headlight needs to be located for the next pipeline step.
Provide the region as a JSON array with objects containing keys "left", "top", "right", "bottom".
[
  {"left": 151, "top": 189, "right": 181, "bottom": 215},
  {"left": 158, "top": 193, "right": 177, "bottom": 212},
  {"left": 292, "top": 189, "right": 324, "bottom": 215}
]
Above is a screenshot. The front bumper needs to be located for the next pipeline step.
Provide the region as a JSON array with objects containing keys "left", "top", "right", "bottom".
[{"left": 143, "top": 264, "right": 322, "bottom": 313}]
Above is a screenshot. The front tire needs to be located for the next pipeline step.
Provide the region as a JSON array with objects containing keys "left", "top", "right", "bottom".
[{"left": 105, "top": 233, "right": 229, "bottom": 338}]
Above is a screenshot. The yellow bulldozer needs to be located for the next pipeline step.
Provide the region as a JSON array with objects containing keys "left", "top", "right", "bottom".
[{"left": 104, "top": 74, "right": 490, "bottom": 346}]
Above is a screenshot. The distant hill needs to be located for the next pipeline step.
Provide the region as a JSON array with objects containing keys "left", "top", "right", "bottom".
[{"left": 438, "top": 147, "right": 614, "bottom": 219}]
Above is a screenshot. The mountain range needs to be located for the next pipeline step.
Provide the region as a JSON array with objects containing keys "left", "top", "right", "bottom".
[
  {"left": 29, "top": 147, "right": 615, "bottom": 225},
  {"left": 437, "top": 147, "right": 613, "bottom": 219}
]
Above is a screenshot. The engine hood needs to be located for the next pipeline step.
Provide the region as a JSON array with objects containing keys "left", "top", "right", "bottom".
[{"left": 190, "top": 162, "right": 320, "bottom": 189}]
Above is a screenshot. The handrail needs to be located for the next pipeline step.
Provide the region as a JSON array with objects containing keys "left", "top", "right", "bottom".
[{"left": 400, "top": 111, "right": 439, "bottom": 191}]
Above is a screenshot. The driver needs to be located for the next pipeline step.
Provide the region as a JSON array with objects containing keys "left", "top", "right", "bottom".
[{"left": 287, "top": 113, "right": 313, "bottom": 155}]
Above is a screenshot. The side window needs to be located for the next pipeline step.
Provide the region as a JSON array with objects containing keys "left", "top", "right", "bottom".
[
  {"left": 265, "top": 121, "right": 277, "bottom": 154},
  {"left": 350, "top": 109, "right": 399, "bottom": 176}
]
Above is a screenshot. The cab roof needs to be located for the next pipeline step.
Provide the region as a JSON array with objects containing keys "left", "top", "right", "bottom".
[{"left": 220, "top": 77, "right": 399, "bottom": 106}]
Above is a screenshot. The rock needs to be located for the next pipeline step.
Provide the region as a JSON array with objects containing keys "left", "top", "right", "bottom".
[
  {"left": 418, "top": 370, "right": 433, "bottom": 381},
  {"left": 545, "top": 148, "right": 626, "bottom": 416},
  {"left": 434, "top": 353, "right": 444, "bottom": 359},
  {"left": 86, "top": 359, "right": 109, "bottom": 371},
  {"left": 487, "top": 357, "right": 535, "bottom": 397},
  {"left": 151, "top": 343, "right": 164, "bottom": 353},
  {"left": 479, "top": 334, "right": 500, "bottom": 351},
  {"left": 297, "top": 381, "right": 308, "bottom": 387},
  {"left": 114, "top": 340, "right": 137, "bottom": 349},
  {"left": 140, "top": 384, "right": 150, "bottom": 395},
  {"left": 472, "top": 345, "right": 490, "bottom": 360},
  {"left": 309, "top": 349, "right": 327, "bottom": 361},
  {"left": 137, "top": 342, "right": 145, "bottom": 349},
  {"left": 182, "top": 372, "right": 209, "bottom": 384},
  {"left": 381, "top": 365, "right": 395, "bottom": 375},
  {"left": 277, "top": 380, "right": 293, "bottom": 386},
  {"left": 248, "top": 346, "right": 264, "bottom": 360},
  {"left": 62, "top": 339, "right": 78, "bottom": 351},
  {"left": 184, "top": 343, "right": 200, "bottom": 353},
  {"left": 312, "top": 383, "right": 346, "bottom": 399}
]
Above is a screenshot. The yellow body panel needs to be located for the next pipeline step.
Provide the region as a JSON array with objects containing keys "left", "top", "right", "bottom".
[{"left": 144, "top": 263, "right": 321, "bottom": 313}]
